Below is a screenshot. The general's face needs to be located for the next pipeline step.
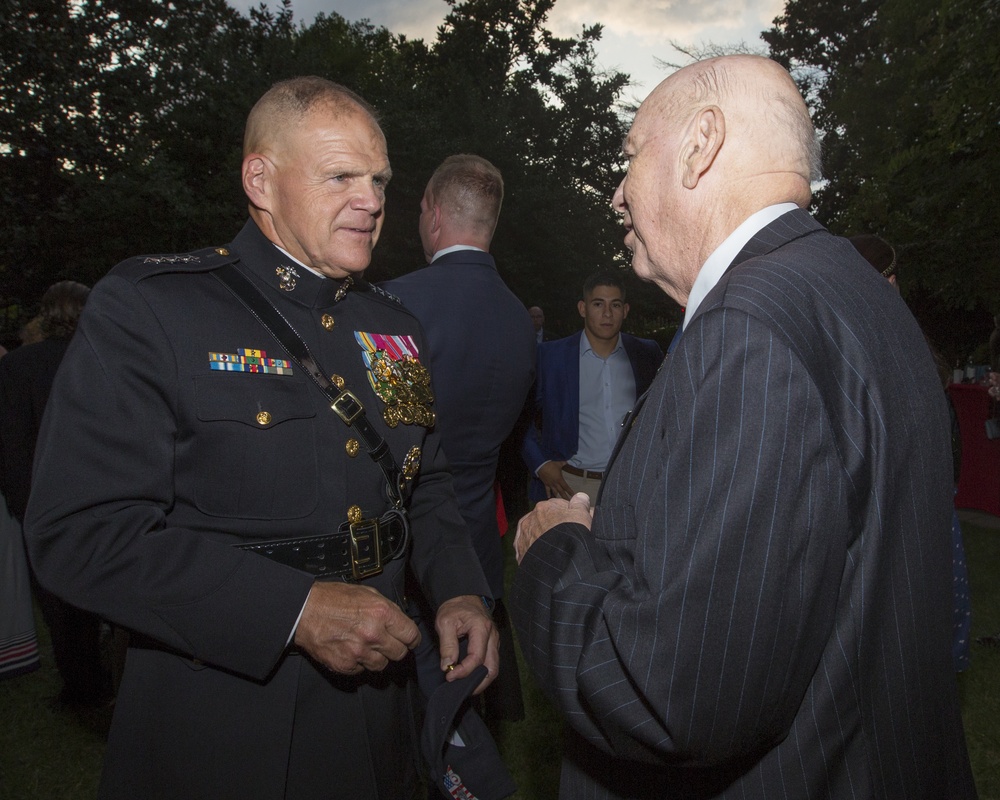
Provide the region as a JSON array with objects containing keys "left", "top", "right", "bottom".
[
  {"left": 612, "top": 98, "right": 689, "bottom": 302},
  {"left": 578, "top": 285, "right": 628, "bottom": 343},
  {"left": 267, "top": 105, "right": 390, "bottom": 279}
]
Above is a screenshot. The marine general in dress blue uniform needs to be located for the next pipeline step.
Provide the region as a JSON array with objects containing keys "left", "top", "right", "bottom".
[{"left": 24, "top": 77, "right": 498, "bottom": 800}]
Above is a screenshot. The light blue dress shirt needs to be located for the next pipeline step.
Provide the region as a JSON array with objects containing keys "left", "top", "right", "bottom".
[{"left": 569, "top": 334, "right": 635, "bottom": 471}]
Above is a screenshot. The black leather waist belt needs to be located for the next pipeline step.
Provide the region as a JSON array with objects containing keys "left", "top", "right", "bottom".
[
  {"left": 235, "top": 508, "right": 408, "bottom": 580},
  {"left": 561, "top": 464, "right": 604, "bottom": 480}
]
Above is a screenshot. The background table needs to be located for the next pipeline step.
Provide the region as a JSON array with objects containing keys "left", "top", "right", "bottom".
[{"left": 949, "top": 383, "right": 1000, "bottom": 516}]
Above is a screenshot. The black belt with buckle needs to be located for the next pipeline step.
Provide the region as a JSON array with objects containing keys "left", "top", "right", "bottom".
[{"left": 234, "top": 508, "right": 409, "bottom": 580}]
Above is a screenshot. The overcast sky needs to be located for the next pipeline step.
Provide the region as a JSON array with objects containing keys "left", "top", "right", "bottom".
[{"left": 233, "top": 0, "right": 786, "bottom": 102}]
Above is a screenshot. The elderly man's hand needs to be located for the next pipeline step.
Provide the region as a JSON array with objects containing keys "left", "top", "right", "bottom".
[
  {"left": 293, "top": 581, "right": 421, "bottom": 674},
  {"left": 515, "top": 492, "right": 594, "bottom": 564},
  {"left": 435, "top": 595, "right": 499, "bottom": 695}
]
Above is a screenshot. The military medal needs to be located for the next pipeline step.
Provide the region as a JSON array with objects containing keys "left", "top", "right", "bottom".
[{"left": 354, "top": 332, "right": 436, "bottom": 428}]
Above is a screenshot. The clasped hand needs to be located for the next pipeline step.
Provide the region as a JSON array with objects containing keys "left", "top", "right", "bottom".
[
  {"left": 294, "top": 582, "right": 498, "bottom": 694},
  {"left": 514, "top": 492, "right": 594, "bottom": 563}
]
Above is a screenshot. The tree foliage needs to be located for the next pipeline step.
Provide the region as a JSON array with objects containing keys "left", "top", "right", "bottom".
[
  {"left": 1, "top": 0, "right": 668, "bottom": 345},
  {"left": 764, "top": 0, "right": 999, "bottom": 360}
]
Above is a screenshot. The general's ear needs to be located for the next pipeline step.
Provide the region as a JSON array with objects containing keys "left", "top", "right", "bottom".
[
  {"left": 242, "top": 154, "right": 271, "bottom": 209},
  {"left": 681, "top": 105, "right": 725, "bottom": 190}
]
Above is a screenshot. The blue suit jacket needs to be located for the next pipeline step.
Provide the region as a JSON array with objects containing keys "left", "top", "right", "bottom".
[
  {"left": 383, "top": 250, "right": 536, "bottom": 596},
  {"left": 511, "top": 209, "right": 975, "bottom": 799},
  {"left": 522, "top": 330, "right": 663, "bottom": 501}
]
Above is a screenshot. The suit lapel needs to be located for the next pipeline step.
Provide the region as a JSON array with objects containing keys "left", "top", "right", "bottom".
[
  {"left": 728, "top": 207, "right": 823, "bottom": 269},
  {"left": 687, "top": 208, "right": 823, "bottom": 331},
  {"left": 599, "top": 209, "right": 824, "bottom": 504}
]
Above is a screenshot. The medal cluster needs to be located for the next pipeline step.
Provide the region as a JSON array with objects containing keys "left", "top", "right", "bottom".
[{"left": 370, "top": 350, "right": 436, "bottom": 428}]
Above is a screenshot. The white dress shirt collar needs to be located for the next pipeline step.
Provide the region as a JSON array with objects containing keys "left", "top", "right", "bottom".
[
  {"left": 431, "top": 244, "right": 485, "bottom": 262},
  {"left": 682, "top": 203, "right": 798, "bottom": 330},
  {"left": 274, "top": 244, "right": 327, "bottom": 279}
]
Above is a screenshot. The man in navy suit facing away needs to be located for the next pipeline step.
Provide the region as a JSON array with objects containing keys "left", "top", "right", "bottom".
[
  {"left": 511, "top": 55, "right": 976, "bottom": 799},
  {"left": 383, "top": 154, "right": 535, "bottom": 721}
]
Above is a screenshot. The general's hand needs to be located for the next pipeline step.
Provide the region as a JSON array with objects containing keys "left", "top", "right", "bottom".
[
  {"left": 538, "top": 460, "right": 573, "bottom": 500},
  {"left": 293, "top": 581, "right": 421, "bottom": 674},
  {"left": 515, "top": 492, "right": 594, "bottom": 564},
  {"left": 435, "top": 595, "right": 499, "bottom": 695}
]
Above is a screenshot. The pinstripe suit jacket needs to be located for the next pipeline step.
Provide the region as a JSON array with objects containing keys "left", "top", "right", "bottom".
[{"left": 510, "top": 209, "right": 976, "bottom": 799}]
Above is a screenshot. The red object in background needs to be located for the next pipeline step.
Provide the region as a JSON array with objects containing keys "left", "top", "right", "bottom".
[
  {"left": 949, "top": 383, "right": 1000, "bottom": 517},
  {"left": 495, "top": 481, "right": 508, "bottom": 536}
]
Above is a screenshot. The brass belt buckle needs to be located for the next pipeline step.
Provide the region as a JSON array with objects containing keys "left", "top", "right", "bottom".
[{"left": 349, "top": 516, "right": 383, "bottom": 580}]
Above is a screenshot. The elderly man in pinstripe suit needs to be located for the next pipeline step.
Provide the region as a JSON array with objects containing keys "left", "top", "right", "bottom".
[{"left": 510, "top": 55, "right": 976, "bottom": 799}]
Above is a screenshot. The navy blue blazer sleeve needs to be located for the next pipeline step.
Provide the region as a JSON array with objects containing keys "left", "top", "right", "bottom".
[{"left": 521, "top": 334, "right": 579, "bottom": 475}]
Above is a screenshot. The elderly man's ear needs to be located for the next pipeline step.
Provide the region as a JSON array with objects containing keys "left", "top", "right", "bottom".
[{"left": 681, "top": 106, "right": 725, "bottom": 190}]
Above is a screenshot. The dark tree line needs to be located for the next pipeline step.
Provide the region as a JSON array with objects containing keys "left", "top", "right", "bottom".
[
  {"left": 1, "top": 0, "right": 674, "bottom": 347},
  {"left": 765, "top": 0, "right": 1000, "bottom": 363},
  {"left": 3, "top": 0, "right": 997, "bottom": 357}
]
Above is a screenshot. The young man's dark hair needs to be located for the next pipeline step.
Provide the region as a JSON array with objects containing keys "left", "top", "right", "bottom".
[{"left": 582, "top": 270, "right": 626, "bottom": 300}]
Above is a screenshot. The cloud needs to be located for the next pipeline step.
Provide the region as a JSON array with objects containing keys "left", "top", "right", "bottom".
[
  {"left": 252, "top": 0, "right": 783, "bottom": 44},
  {"left": 547, "top": 0, "right": 785, "bottom": 46},
  {"left": 232, "top": 0, "right": 785, "bottom": 101}
]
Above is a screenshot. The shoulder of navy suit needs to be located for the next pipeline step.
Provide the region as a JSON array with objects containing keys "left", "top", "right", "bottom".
[
  {"left": 108, "top": 246, "right": 241, "bottom": 283},
  {"left": 539, "top": 331, "right": 582, "bottom": 354},
  {"left": 428, "top": 250, "right": 497, "bottom": 268},
  {"left": 621, "top": 332, "right": 661, "bottom": 351},
  {"left": 729, "top": 207, "right": 825, "bottom": 269},
  {"left": 381, "top": 253, "right": 499, "bottom": 292},
  {"left": 686, "top": 210, "right": 827, "bottom": 324}
]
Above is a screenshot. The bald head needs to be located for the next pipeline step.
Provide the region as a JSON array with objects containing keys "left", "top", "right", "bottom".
[
  {"left": 613, "top": 55, "right": 820, "bottom": 303},
  {"left": 645, "top": 55, "right": 819, "bottom": 203},
  {"left": 244, "top": 76, "right": 379, "bottom": 159}
]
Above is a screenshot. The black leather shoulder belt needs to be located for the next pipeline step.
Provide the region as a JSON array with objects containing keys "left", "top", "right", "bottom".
[{"left": 212, "top": 262, "right": 411, "bottom": 580}]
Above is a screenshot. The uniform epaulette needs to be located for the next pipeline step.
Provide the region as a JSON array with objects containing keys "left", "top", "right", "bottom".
[
  {"left": 110, "top": 245, "right": 240, "bottom": 282},
  {"left": 357, "top": 279, "right": 404, "bottom": 307}
]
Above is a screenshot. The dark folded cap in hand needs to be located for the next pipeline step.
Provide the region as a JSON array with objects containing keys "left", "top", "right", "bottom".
[{"left": 420, "top": 664, "right": 516, "bottom": 800}]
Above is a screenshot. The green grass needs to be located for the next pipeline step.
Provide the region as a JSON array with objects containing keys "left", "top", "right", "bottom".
[
  {"left": 959, "top": 520, "right": 1000, "bottom": 800},
  {"left": 0, "top": 620, "right": 109, "bottom": 799},
  {"left": 3, "top": 522, "right": 999, "bottom": 799}
]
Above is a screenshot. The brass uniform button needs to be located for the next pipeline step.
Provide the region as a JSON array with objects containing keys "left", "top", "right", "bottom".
[
  {"left": 345, "top": 438, "right": 360, "bottom": 458},
  {"left": 330, "top": 374, "right": 345, "bottom": 389},
  {"left": 347, "top": 505, "right": 363, "bottom": 524},
  {"left": 321, "top": 314, "right": 335, "bottom": 330},
  {"left": 256, "top": 411, "right": 272, "bottom": 426},
  {"left": 214, "top": 247, "right": 229, "bottom": 256}
]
